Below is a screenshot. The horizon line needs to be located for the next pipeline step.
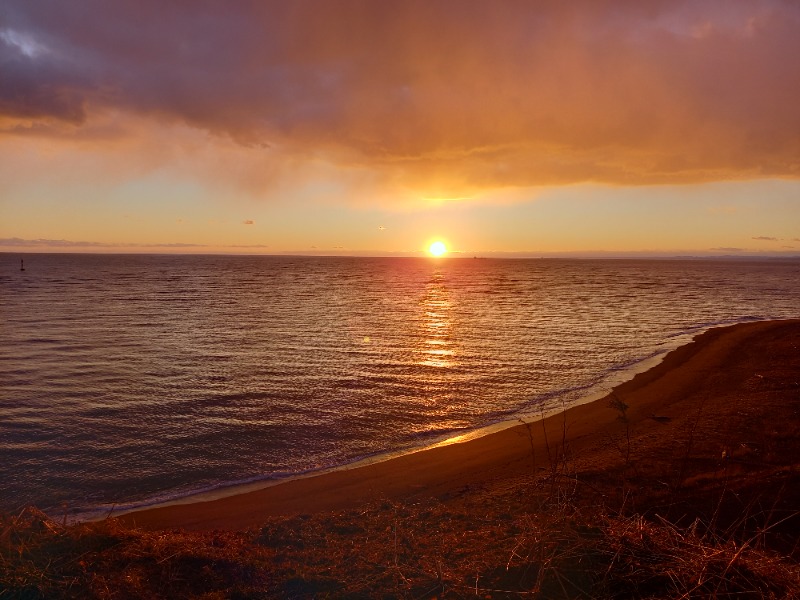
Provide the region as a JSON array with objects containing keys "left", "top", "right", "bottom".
[{"left": 3, "top": 249, "right": 800, "bottom": 260}]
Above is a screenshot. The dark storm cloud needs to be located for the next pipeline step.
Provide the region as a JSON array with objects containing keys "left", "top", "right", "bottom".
[
  {"left": 0, "top": 29, "right": 88, "bottom": 124},
  {"left": 2, "top": 0, "right": 800, "bottom": 188}
]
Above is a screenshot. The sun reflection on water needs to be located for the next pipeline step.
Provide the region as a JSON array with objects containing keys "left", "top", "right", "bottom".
[{"left": 417, "top": 271, "right": 456, "bottom": 368}]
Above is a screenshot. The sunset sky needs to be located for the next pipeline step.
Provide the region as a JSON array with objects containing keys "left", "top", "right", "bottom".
[{"left": 1, "top": 0, "right": 799, "bottom": 256}]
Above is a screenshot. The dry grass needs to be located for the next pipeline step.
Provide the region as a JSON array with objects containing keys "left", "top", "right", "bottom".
[
  {"left": 3, "top": 479, "right": 799, "bottom": 599},
  {"left": 1, "top": 506, "right": 269, "bottom": 599},
  {"left": 597, "top": 513, "right": 800, "bottom": 599}
]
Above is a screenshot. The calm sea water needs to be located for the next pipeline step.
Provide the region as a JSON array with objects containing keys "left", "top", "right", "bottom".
[{"left": 1, "top": 254, "right": 798, "bottom": 518}]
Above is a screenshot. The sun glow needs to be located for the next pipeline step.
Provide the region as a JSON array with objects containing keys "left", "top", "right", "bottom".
[{"left": 428, "top": 241, "right": 447, "bottom": 257}]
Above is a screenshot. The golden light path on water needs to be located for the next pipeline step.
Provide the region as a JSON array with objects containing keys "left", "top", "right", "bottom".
[
  {"left": 418, "top": 271, "right": 455, "bottom": 369},
  {"left": 406, "top": 268, "right": 474, "bottom": 436}
]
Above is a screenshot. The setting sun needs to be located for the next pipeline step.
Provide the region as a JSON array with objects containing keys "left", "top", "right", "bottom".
[{"left": 428, "top": 241, "right": 447, "bottom": 257}]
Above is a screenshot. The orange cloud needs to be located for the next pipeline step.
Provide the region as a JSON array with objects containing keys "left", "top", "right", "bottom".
[{"left": 2, "top": 0, "right": 799, "bottom": 200}]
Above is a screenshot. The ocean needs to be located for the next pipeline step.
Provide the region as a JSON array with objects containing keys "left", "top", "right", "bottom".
[{"left": 1, "top": 254, "right": 798, "bottom": 520}]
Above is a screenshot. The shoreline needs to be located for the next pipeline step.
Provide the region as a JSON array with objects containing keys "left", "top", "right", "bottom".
[
  {"left": 95, "top": 327, "right": 675, "bottom": 521},
  {"left": 81, "top": 327, "right": 675, "bottom": 522},
  {"left": 119, "top": 318, "right": 800, "bottom": 531}
]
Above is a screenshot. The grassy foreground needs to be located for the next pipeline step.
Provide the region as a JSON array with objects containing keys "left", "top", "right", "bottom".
[{"left": 2, "top": 477, "right": 799, "bottom": 599}]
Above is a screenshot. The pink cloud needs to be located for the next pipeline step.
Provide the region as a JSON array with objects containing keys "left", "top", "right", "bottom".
[{"left": 2, "top": 0, "right": 799, "bottom": 195}]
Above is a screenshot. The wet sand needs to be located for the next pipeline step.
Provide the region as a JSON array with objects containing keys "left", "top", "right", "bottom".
[{"left": 120, "top": 319, "right": 800, "bottom": 531}]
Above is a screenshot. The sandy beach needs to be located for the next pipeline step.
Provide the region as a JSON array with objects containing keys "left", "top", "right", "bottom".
[{"left": 121, "top": 319, "right": 800, "bottom": 531}]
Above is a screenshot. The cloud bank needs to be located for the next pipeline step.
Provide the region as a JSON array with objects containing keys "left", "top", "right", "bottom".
[
  {"left": 0, "top": 237, "right": 206, "bottom": 248},
  {"left": 2, "top": 0, "right": 800, "bottom": 197},
  {"left": 0, "top": 237, "right": 272, "bottom": 250}
]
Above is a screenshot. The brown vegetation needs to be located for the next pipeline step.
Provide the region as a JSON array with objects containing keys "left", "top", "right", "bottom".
[{"left": 3, "top": 479, "right": 799, "bottom": 599}]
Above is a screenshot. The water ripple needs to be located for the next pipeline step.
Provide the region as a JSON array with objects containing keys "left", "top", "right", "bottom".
[{"left": 1, "top": 254, "right": 798, "bottom": 515}]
